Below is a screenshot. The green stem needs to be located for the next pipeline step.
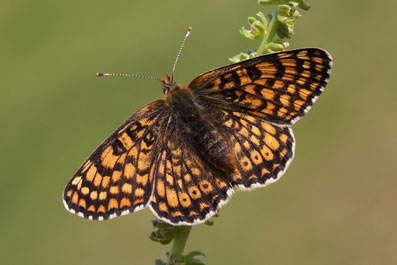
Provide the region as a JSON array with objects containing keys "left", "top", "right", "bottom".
[
  {"left": 257, "top": 6, "right": 281, "bottom": 54},
  {"left": 168, "top": 226, "right": 192, "bottom": 263}
]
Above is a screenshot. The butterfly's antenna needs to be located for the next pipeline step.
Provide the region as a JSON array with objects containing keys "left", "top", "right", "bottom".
[
  {"left": 96, "top": 72, "right": 160, "bottom": 81},
  {"left": 171, "top": 26, "right": 192, "bottom": 81}
]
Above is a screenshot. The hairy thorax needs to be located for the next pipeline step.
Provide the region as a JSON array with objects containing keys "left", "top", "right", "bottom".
[{"left": 164, "top": 81, "right": 236, "bottom": 174}]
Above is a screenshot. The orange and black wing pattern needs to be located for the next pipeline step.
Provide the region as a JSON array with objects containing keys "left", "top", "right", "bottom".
[
  {"left": 63, "top": 100, "right": 167, "bottom": 220},
  {"left": 211, "top": 108, "right": 295, "bottom": 190},
  {"left": 190, "top": 48, "right": 332, "bottom": 125},
  {"left": 148, "top": 115, "right": 233, "bottom": 225},
  {"left": 63, "top": 47, "right": 332, "bottom": 225}
]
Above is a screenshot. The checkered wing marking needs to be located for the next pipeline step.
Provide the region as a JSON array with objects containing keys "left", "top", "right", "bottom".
[
  {"left": 213, "top": 109, "right": 295, "bottom": 189},
  {"left": 149, "top": 115, "right": 232, "bottom": 225},
  {"left": 63, "top": 100, "right": 167, "bottom": 220},
  {"left": 189, "top": 48, "right": 332, "bottom": 125}
]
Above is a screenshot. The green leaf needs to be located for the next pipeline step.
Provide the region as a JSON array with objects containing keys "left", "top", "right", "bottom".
[
  {"left": 204, "top": 220, "right": 214, "bottom": 226},
  {"left": 277, "top": 22, "right": 294, "bottom": 38},
  {"left": 278, "top": 4, "right": 292, "bottom": 18},
  {"left": 150, "top": 223, "right": 178, "bottom": 245},
  {"left": 169, "top": 253, "right": 185, "bottom": 264},
  {"left": 239, "top": 11, "right": 269, "bottom": 41},
  {"left": 296, "top": 0, "right": 311, "bottom": 10},
  {"left": 229, "top": 51, "right": 257, "bottom": 63},
  {"left": 258, "top": 0, "right": 288, "bottom": 5},
  {"left": 267, "top": 42, "right": 285, "bottom": 51},
  {"left": 248, "top": 16, "right": 257, "bottom": 24},
  {"left": 256, "top": 11, "right": 268, "bottom": 28},
  {"left": 274, "top": 39, "right": 290, "bottom": 49},
  {"left": 240, "top": 27, "right": 258, "bottom": 40},
  {"left": 186, "top": 251, "right": 206, "bottom": 265},
  {"left": 152, "top": 219, "right": 173, "bottom": 229},
  {"left": 154, "top": 259, "right": 166, "bottom": 265}
]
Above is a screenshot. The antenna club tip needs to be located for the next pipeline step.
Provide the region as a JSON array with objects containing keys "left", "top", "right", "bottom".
[
  {"left": 186, "top": 26, "right": 192, "bottom": 36},
  {"left": 96, "top": 73, "right": 103, "bottom": 77}
]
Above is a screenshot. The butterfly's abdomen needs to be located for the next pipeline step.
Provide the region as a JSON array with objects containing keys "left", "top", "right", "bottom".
[
  {"left": 188, "top": 115, "right": 236, "bottom": 173},
  {"left": 166, "top": 85, "right": 236, "bottom": 174}
]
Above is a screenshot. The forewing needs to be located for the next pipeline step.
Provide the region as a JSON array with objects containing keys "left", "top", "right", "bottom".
[
  {"left": 189, "top": 48, "right": 332, "bottom": 125},
  {"left": 149, "top": 115, "right": 233, "bottom": 225},
  {"left": 63, "top": 99, "right": 168, "bottom": 220},
  {"left": 214, "top": 109, "right": 295, "bottom": 189}
]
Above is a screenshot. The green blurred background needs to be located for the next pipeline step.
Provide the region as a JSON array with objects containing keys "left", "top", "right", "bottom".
[{"left": 1, "top": 0, "right": 396, "bottom": 264}]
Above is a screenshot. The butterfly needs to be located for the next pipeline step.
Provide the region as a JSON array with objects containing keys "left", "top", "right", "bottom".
[{"left": 63, "top": 45, "right": 332, "bottom": 225}]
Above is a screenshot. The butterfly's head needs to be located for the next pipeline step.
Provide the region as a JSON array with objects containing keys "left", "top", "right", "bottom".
[{"left": 161, "top": 73, "right": 181, "bottom": 94}]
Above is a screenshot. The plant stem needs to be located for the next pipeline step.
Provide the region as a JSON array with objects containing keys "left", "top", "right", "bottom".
[
  {"left": 168, "top": 226, "right": 192, "bottom": 262},
  {"left": 257, "top": 6, "right": 281, "bottom": 54}
]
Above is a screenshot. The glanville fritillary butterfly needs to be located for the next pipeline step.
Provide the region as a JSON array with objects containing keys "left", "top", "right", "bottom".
[{"left": 63, "top": 27, "right": 332, "bottom": 225}]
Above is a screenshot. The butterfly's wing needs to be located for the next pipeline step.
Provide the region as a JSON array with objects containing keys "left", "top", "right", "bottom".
[
  {"left": 189, "top": 48, "right": 332, "bottom": 125},
  {"left": 63, "top": 99, "right": 168, "bottom": 220},
  {"left": 148, "top": 114, "right": 233, "bottom": 225},
  {"left": 188, "top": 48, "right": 332, "bottom": 189},
  {"left": 146, "top": 105, "right": 294, "bottom": 224},
  {"left": 211, "top": 108, "right": 295, "bottom": 190}
]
